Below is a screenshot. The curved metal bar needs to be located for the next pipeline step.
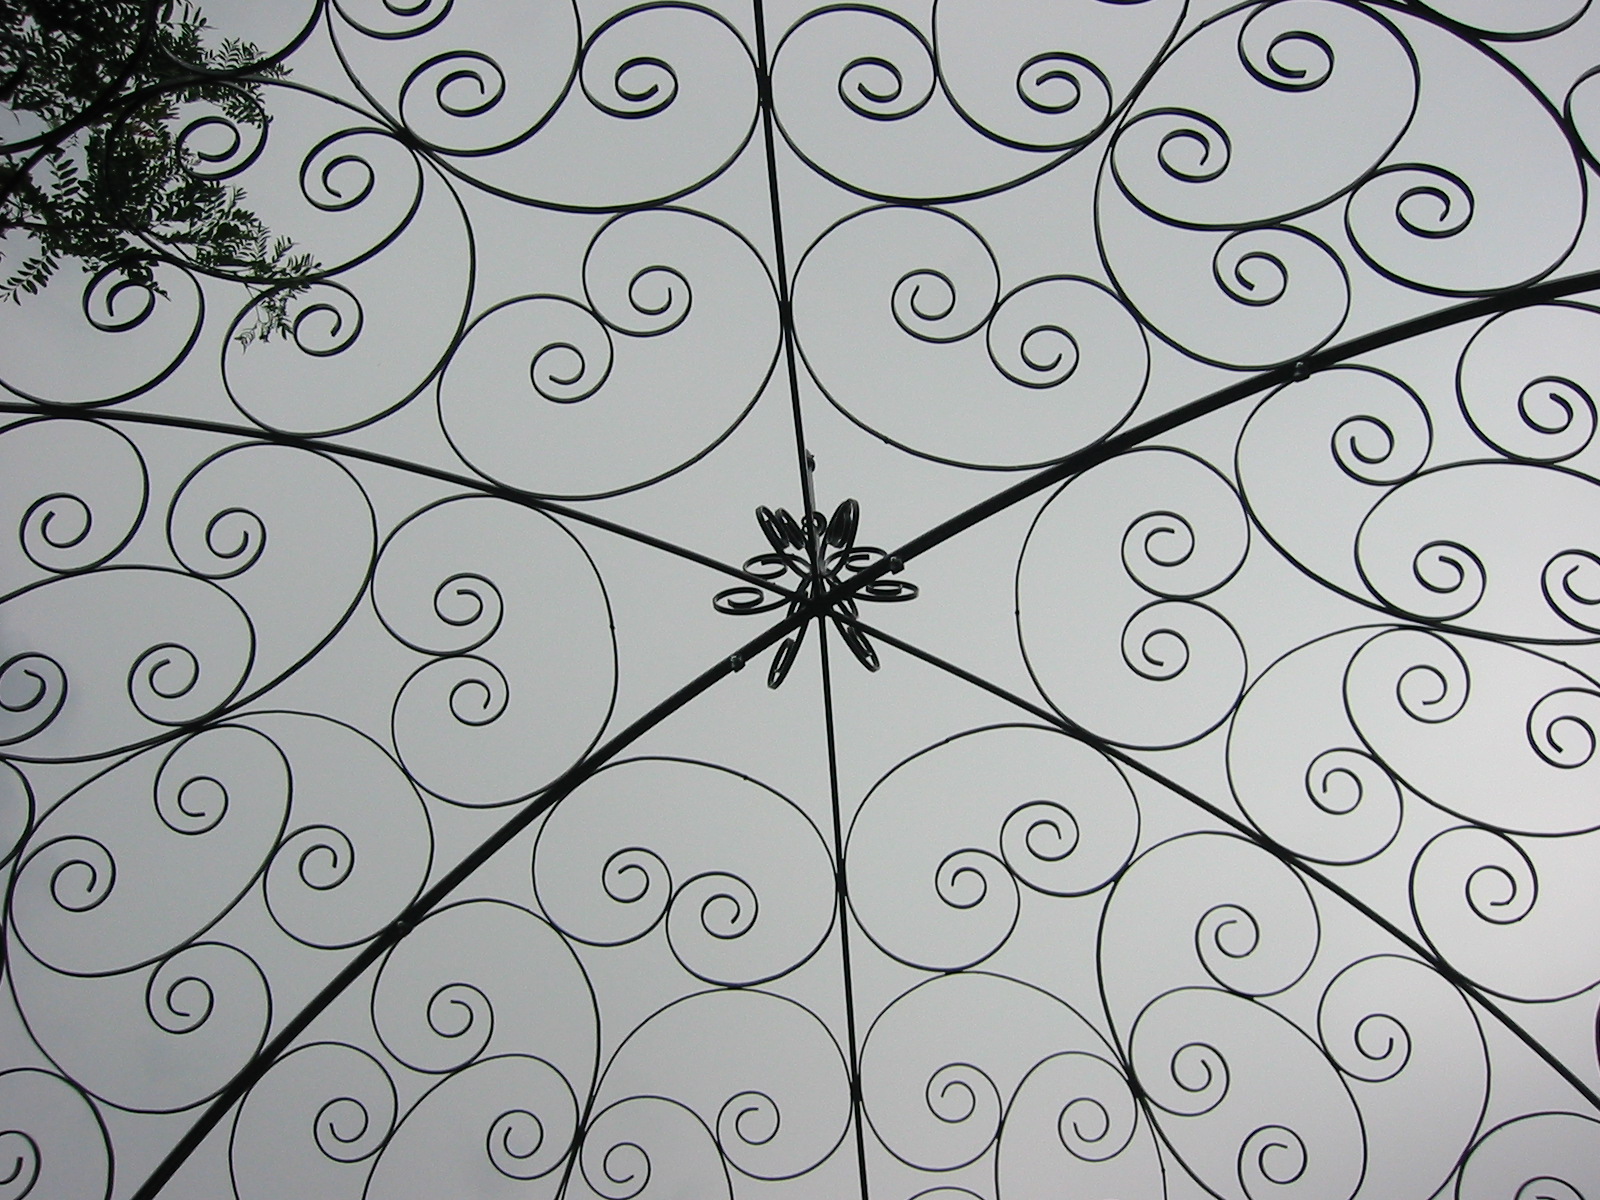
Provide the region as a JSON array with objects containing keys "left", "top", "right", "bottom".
[{"left": 0, "top": 401, "right": 796, "bottom": 599}]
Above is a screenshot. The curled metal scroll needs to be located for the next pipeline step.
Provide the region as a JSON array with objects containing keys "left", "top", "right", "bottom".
[{"left": 3, "top": 0, "right": 1600, "bottom": 1198}]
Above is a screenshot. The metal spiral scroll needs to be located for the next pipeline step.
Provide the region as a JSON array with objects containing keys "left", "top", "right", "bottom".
[{"left": 4, "top": 0, "right": 1600, "bottom": 1198}]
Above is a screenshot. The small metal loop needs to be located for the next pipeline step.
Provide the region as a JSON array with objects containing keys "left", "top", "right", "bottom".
[
  {"left": 757, "top": 505, "right": 803, "bottom": 552},
  {"left": 713, "top": 585, "right": 787, "bottom": 615},
  {"left": 743, "top": 552, "right": 797, "bottom": 581},
  {"left": 861, "top": 579, "right": 919, "bottom": 602},
  {"left": 842, "top": 546, "right": 885, "bottom": 573},
  {"left": 835, "top": 617, "right": 880, "bottom": 672},
  {"left": 826, "top": 498, "right": 860, "bottom": 548},
  {"left": 767, "top": 633, "right": 801, "bottom": 688},
  {"left": 778, "top": 508, "right": 808, "bottom": 547}
]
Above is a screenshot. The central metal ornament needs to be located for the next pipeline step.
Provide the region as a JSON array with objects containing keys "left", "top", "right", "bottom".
[{"left": 715, "top": 499, "right": 918, "bottom": 688}]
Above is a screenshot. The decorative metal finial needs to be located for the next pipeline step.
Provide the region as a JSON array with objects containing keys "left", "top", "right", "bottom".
[{"left": 714, "top": 499, "right": 918, "bottom": 688}]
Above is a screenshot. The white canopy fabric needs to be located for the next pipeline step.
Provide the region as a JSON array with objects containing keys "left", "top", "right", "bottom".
[{"left": 4, "top": 0, "right": 1600, "bottom": 1197}]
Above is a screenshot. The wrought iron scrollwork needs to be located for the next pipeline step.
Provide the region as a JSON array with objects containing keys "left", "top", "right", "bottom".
[{"left": 4, "top": 0, "right": 1600, "bottom": 1198}]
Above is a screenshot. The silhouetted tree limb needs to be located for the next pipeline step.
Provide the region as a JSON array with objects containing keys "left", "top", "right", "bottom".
[{"left": 1, "top": 0, "right": 315, "bottom": 344}]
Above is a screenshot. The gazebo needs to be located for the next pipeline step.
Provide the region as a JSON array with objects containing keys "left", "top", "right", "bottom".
[{"left": 3, "top": 0, "right": 1600, "bottom": 1196}]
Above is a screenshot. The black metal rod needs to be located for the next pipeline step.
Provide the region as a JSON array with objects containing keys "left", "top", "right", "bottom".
[
  {"left": 0, "top": 400, "right": 798, "bottom": 599},
  {"left": 822, "top": 267, "right": 1600, "bottom": 610}
]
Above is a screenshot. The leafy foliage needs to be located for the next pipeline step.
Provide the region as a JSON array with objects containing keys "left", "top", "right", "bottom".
[{"left": 0, "top": 0, "right": 315, "bottom": 344}]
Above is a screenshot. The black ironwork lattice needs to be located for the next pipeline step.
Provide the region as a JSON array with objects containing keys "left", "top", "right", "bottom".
[{"left": 4, "top": 1, "right": 1600, "bottom": 1197}]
